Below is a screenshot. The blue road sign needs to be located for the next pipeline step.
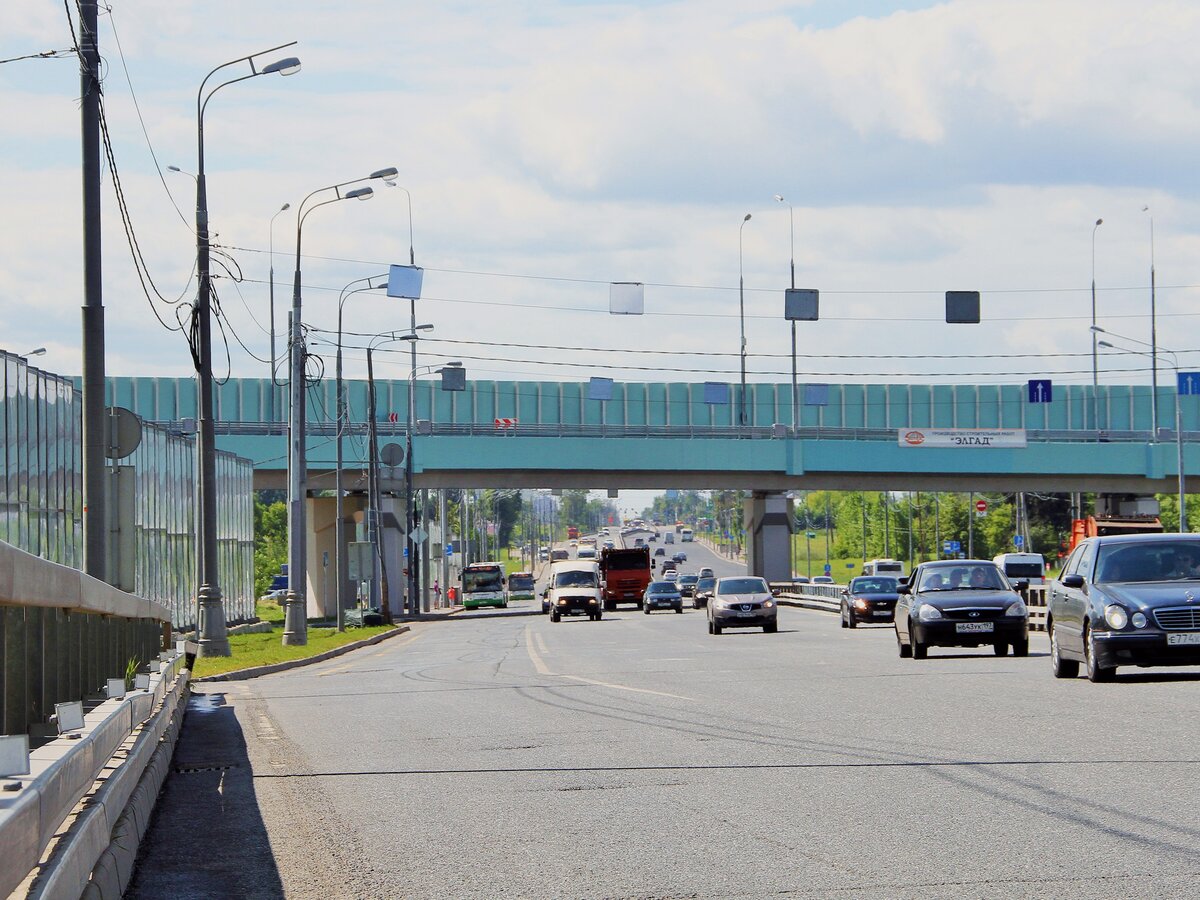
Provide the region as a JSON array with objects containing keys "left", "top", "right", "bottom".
[
  {"left": 1178, "top": 372, "right": 1200, "bottom": 396},
  {"left": 445, "top": 543, "right": 454, "bottom": 555},
  {"left": 1027, "top": 379, "right": 1052, "bottom": 403},
  {"left": 950, "top": 540, "right": 961, "bottom": 553},
  {"left": 824, "top": 564, "right": 832, "bottom": 574},
  {"left": 1013, "top": 534, "right": 1024, "bottom": 548}
]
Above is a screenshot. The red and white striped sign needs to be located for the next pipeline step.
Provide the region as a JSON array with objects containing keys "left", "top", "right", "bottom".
[{"left": 494, "top": 418, "right": 518, "bottom": 429}]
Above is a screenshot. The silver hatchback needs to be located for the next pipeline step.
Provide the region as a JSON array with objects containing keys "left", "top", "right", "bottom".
[{"left": 708, "top": 576, "right": 778, "bottom": 634}]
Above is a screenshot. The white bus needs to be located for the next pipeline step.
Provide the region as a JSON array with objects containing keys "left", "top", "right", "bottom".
[
  {"left": 862, "top": 559, "right": 905, "bottom": 578},
  {"left": 680, "top": 528, "right": 694, "bottom": 542}
]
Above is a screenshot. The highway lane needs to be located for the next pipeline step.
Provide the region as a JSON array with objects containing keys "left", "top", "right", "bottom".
[{"left": 133, "top": 579, "right": 1200, "bottom": 899}]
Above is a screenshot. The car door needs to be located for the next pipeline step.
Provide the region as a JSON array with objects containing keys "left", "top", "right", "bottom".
[
  {"left": 895, "top": 566, "right": 919, "bottom": 641},
  {"left": 1052, "top": 542, "right": 1095, "bottom": 657}
]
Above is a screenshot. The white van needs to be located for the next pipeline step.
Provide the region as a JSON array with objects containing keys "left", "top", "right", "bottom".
[
  {"left": 545, "top": 560, "right": 603, "bottom": 621},
  {"left": 862, "top": 559, "right": 905, "bottom": 578},
  {"left": 993, "top": 553, "right": 1045, "bottom": 585},
  {"left": 680, "top": 528, "right": 694, "bottom": 542}
]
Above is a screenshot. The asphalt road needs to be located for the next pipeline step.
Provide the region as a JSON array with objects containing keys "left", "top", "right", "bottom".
[{"left": 130, "top": 534, "right": 1200, "bottom": 899}]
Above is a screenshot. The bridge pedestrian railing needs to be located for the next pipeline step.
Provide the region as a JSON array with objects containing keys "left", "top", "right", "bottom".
[{"left": 205, "top": 419, "right": 1181, "bottom": 444}]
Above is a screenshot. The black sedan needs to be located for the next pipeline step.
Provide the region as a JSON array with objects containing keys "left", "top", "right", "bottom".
[
  {"left": 692, "top": 575, "right": 716, "bottom": 609},
  {"left": 840, "top": 576, "right": 900, "bottom": 628},
  {"left": 1048, "top": 534, "right": 1200, "bottom": 682},
  {"left": 895, "top": 560, "right": 1029, "bottom": 659},
  {"left": 643, "top": 580, "right": 683, "bottom": 614}
]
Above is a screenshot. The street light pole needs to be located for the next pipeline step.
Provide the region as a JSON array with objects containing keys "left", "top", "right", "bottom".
[
  {"left": 1144, "top": 206, "right": 1159, "bottom": 437},
  {"left": 268, "top": 202, "right": 290, "bottom": 424},
  {"left": 335, "top": 274, "right": 388, "bottom": 630},
  {"left": 738, "top": 213, "right": 752, "bottom": 427},
  {"left": 774, "top": 195, "right": 797, "bottom": 432},
  {"left": 283, "top": 167, "right": 395, "bottom": 648},
  {"left": 1091, "top": 217, "right": 1104, "bottom": 433},
  {"left": 194, "top": 43, "right": 300, "bottom": 657}
]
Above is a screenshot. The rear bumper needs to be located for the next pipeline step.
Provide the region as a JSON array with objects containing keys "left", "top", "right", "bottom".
[{"left": 914, "top": 618, "right": 1027, "bottom": 646}]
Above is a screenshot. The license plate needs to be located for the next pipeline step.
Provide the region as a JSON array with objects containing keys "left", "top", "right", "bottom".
[
  {"left": 956, "top": 622, "right": 994, "bottom": 633},
  {"left": 736, "top": 611, "right": 755, "bottom": 618},
  {"left": 1167, "top": 633, "right": 1200, "bottom": 646},
  {"left": 875, "top": 610, "right": 892, "bottom": 616}
]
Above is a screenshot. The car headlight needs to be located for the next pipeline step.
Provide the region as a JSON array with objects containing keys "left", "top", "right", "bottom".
[
  {"left": 763, "top": 599, "right": 775, "bottom": 608},
  {"left": 854, "top": 598, "right": 869, "bottom": 610},
  {"left": 1131, "top": 611, "right": 1148, "bottom": 628},
  {"left": 1104, "top": 604, "right": 1129, "bottom": 630},
  {"left": 918, "top": 604, "right": 943, "bottom": 622},
  {"left": 1005, "top": 600, "right": 1027, "bottom": 617},
  {"left": 557, "top": 598, "right": 568, "bottom": 606}
]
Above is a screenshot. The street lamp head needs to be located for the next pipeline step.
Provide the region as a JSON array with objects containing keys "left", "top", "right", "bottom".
[
  {"left": 416, "top": 323, "right": 435, "bottom": 331},
  {"left": 773, "top": 195, "right": 785, "bottom": 203},
  {"left": 1098, "top": 340, "right": 1114, "bottom": 349},
  {"left": 743, "top": 213, "right": 752, "bottom": 222},
  {"left": 262, "top": 56, "right": 301, "bottom": 76},
  {"left": 346, "top": 187, "right": 374, "bottom": 201},
  {"left": 444, "top": 361, "right": 463, "bottom": 368},
  {"left": 279, "top": 202, "right": 290, "bottom": 212},
  {"left": 23, "top": 347, "right": 46, "bottom": 358},
  {"left": 1089, "top": 325, "right": 1106, "bottom": 334},
  {"left": 168, "top": 165, "right": 182, "bottom": 172},
  {"left": 370, "top": 167, "right": 400, "bottom": 183},
  {"left": 1095, "top": 218, "right": 1103, "bottom": 227}
]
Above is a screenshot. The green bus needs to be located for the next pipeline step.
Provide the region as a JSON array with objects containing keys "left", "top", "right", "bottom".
[{"left": 461, "top": 562, "right": 508, "bottom": 609}]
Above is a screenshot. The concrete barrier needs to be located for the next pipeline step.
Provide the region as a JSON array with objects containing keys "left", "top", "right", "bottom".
[{"left": 0, "top": 654, "right": 186, "bottom": 899}]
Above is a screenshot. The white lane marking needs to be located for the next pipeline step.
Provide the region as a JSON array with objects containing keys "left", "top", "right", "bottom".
[
  {"left": 534, "top": 631, "right": 550, "bottom": 657},
  {"left": 524, "top": 624, "right": 695, "bottom": 701}
]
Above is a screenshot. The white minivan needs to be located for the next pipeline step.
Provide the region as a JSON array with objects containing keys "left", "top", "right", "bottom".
[
  {"left": 544, "top": 560, "right": 603, "bottom": 621},
  {"left": 993, "top": 552, "right": 1045, "bottom": 585},
  {"left": 862, "top": 558, "right": 905, "bottom": 578}
]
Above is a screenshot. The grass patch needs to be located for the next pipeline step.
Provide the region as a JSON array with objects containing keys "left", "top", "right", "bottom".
[
  {"left": 192, "top": 624, "right": 396, "bottom": 678},
  {"left": 256, "top": 599, "right": 286, "bottom": 625}
]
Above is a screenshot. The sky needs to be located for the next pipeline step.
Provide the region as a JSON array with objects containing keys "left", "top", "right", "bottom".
[{"left": 4, "top": 1, "right": 1200, "bottom": 514}]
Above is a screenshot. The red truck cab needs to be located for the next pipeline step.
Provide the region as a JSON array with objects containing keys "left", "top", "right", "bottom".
[{"left": 599, "top": 546, "right": 652, "bottom": 611}]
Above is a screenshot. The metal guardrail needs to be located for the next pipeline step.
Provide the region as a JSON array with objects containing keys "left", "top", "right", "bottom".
[
  {"left": 187, "top": 420, "right": 1189, "bottom": 445},
  {"left": 0, "top": 541, "right": 172, "bottom": 738}
]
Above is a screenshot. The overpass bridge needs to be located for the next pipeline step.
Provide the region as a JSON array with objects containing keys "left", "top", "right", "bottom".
[{"left": 105, "top": 375, "right": 1197, "bottom": 494}]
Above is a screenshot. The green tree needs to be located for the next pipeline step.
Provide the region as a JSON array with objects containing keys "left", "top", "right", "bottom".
[{"left": 254, "top": 495, "right": 288, "bottom": 599}]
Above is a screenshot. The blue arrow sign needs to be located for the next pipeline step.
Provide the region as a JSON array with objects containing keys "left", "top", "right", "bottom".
[
  {"left": 1178, "top": 372, "right": 1200, "bottom": 396},
  {"left": 1013, "top": 534, "right": 1024, "bottom": 548},
  {"left": 1027, "top": 379, "right": 1052, "bottom": 403},
  {"left": 824, "top": 564, "right": 832, "bottom": 574}
]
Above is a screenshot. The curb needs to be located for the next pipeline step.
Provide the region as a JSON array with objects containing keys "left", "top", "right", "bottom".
[{"left": 195, "top": 624, "right": 411, "bottom": 682}]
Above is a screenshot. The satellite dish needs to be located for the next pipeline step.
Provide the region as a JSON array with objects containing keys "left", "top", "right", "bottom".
[
  {"left": 380, "top": 442, "right": 405, "bottom": 467},
  {"left": 105, "top": 407, "right": 143, "bottom": 460}
]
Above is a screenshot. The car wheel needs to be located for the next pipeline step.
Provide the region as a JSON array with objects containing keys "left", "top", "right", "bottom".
[
  {"left": 1012, "top": 638, "right": 1029, "bottom": 657},
  {"left": 712, "top": 622, "right": 722, "bottom": 635},
  {"left": 896, "top": 627, "right": 912, "bottom": 658},
  {"left": 707, "top": 619, "right": 714, "bottom": 634},
  {"left": 911, "top": 626, "right": 927, "bottom": 660},
  {"left": 1084, "top": 625, "right": 1116, "bottom": 683},
  {"left": 643, "top": 607, "right": 650, "bottom": 614},
  {"left": 595, "top": 611, "right": 603, "bottom": 621},
  {"left": 993, "top": 642, "right": 1008, "bottom": 657},
  {"left": 550, "top": 611, "right": 560, "bottom": 622},
  {"left": 1049, "top": 623, "right": 1078, "bottom": 678},
  {"left": 675, "top": 606, "right": 683, "bottom": 614},
  {"left": 847, "top": 608, "right": 857, "bottom": 629},
  {"left": 764, "top": 622, "right": 778, "bottom": 634},
  {"left": 840, "top": 604, "right": 848, "bottom": 628}
]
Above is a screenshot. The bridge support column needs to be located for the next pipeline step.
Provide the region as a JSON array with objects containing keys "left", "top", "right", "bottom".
[{"left": 744, "top": 491, "right": 794, "bottom": 583}]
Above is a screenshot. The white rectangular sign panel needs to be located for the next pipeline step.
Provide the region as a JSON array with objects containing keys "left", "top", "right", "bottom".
[{"left": 898, "top": 428, "right": 1027, "bottom": 448}]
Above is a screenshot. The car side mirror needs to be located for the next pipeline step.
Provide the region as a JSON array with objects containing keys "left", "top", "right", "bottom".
[
  {"left": 771, "top": 587, "right": 782, "bottom": 597},
  {"left": 1014, "top": 580, "right": 1029, "bottom": 593},
  {"left": 896, "top": 584, "right": 910, "bottom": 595},
  {"left": 1061, "top": 573, "right": 1085, "bottom": 589}
]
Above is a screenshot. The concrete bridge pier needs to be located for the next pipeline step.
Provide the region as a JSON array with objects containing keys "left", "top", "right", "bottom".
[
  {"left": 306, "top": 494, "right": 406, "bottom": 620},
  {"left": 744, "top": 491, "right": 795, "bottom": 583}
]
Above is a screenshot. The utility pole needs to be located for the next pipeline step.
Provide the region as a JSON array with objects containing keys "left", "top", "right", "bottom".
[{"left": 79, "top": 0, "right": 107, "bottom": 583}]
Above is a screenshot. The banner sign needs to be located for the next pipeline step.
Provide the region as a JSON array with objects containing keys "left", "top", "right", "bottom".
[{"left": 898, "top": 428, "right": 1026, "bottom": 448}]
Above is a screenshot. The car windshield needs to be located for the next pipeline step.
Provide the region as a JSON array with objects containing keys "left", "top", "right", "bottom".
[
  {"left": 718, "top": 577, "right": 768, "bottom": 595},
  {"left": 647, "top": 582, "right": 678, "bottom": 594},
  {"left": 508, "top": 576, "right": 534, "bottom": 590},
  {"left": 1095, "top": 541, "right": 1200, "bottom": 583},
  {"left": 679, "top": 575, "right": 698, "bottom": 584},
  {"left": 697, "top": 577, "right": 715, "bottom": 590},
  {"left": 918, "top": 565, "right": 1005, "bottom": 592},
  {"left": 851, "top": 577, "right": 897, "bottom": 593},
  {"left": 463, "top": 568, "right": 504, "bottom": 592},
  {"left": 554, "top": 570, "right": 598, "bottom": 588}
]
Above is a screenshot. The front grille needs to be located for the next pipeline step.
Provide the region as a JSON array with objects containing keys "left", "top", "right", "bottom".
[
  {"left": 940, "top": 607, "right": 1003, "bottom": 621},
  {"left": 1153, "top": 607, "right": 1200, "bottom": 630}
]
